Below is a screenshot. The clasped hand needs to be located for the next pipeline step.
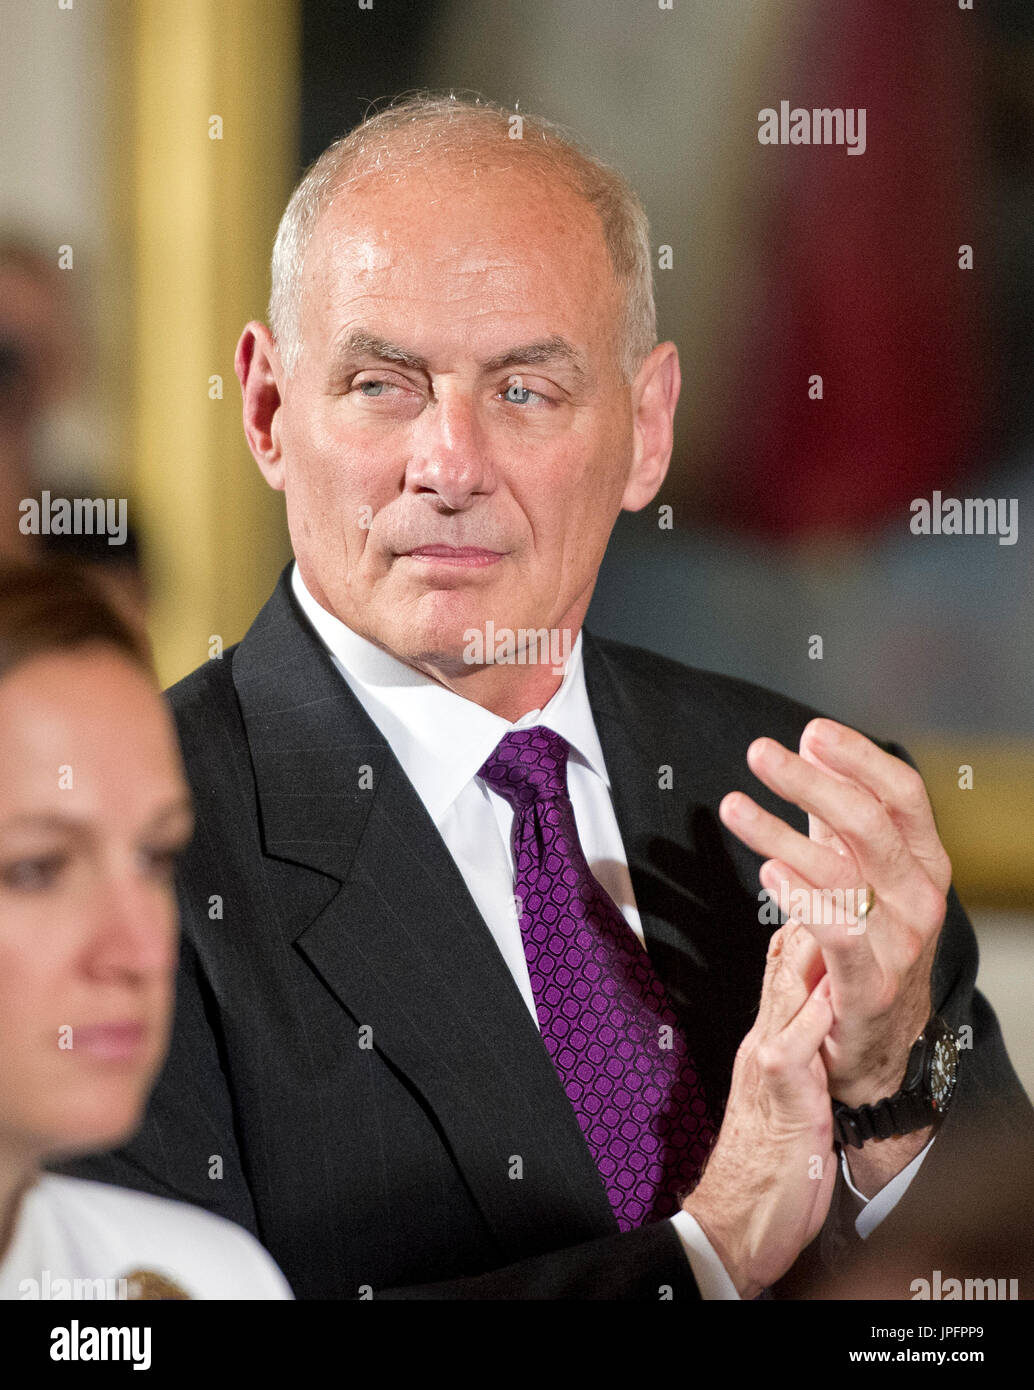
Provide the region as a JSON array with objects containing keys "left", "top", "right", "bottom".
[
  {"left": 721, "top": 717, "right": 950, "bottom": 1108},
  {"left": 683, "top": 718, "right": 950, "bottom": 1296}
]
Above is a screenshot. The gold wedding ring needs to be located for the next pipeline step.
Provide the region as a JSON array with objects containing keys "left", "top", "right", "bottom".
[{"left": 856, "top": 884, "right": 877, "bottom": 921}]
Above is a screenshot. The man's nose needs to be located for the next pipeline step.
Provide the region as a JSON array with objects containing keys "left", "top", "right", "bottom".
[{"left": 406, "top": 385, "right": 495, "bottom": 510}]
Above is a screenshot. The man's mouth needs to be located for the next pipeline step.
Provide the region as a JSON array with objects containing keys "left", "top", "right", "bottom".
[{"left": 401, "top": 546, "right": 504, "bottom": 568}]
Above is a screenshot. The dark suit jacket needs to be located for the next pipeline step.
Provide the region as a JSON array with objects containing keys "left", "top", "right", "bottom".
[{"left": 57, "top": 567, "right": 1034, "bottom": 1298}]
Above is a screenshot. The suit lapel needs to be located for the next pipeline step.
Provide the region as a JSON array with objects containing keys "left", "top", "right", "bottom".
[
  {"left": 582, "top": 628, "right": 714, "bottom": 987},
  {"left": 582, "top": 628, "right": 750, "bottom": 1114},
  {"left": 232, "top": 573, "right": 618, "bottom": 1256}
]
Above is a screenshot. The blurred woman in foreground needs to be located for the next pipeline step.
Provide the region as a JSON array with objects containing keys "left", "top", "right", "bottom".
[{"left": 0, "top": 561, "right": 291, "bottom": 1299}]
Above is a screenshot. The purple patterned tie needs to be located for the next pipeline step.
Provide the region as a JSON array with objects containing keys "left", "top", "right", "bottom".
[{"left": 478, "top": 725, "right": 715, "bottom": 1231}]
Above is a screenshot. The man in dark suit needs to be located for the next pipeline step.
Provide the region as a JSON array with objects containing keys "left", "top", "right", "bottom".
[{"left": 61, "top": 94, "right": 1033, "bottom": 1298}]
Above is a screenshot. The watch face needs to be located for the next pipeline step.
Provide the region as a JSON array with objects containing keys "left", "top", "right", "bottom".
[{"left": 928, "top": 1035, "right": 959, "bottom": 1112}]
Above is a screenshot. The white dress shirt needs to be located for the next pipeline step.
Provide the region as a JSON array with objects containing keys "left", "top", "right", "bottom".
[
  {"left": 291, "top": 563, "right": 931, "bottom": 1299},
  {"left": 0, "top": 1175, "right": 292, "bottom": 1301}
]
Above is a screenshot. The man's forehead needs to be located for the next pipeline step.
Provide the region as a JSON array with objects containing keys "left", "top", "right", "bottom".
[
  {"left": 294, "top": 159, "right": 623, "bottom": 376},
  {"left": 307, "top": 162, "right": 611, "bottom": 289}
]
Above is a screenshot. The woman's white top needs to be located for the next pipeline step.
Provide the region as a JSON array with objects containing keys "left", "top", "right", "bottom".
[{"left": 0, "top": 1175, "right": 292, "bottom": 1300}]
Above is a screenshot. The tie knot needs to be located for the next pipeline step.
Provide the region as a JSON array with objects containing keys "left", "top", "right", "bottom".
[{"left": 478, "top": 726, "right": 571, "bottom": 808}]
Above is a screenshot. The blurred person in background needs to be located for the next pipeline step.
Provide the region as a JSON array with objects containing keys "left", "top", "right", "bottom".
[
  {"left": 0, "top": 561, "right": 292, "bottom": 1299},
  {"left": 0, "top": 242, "right": 61, "bottom": 563},
  {"left": 0, "top": 236, "right": 148, "bottom": 626}
]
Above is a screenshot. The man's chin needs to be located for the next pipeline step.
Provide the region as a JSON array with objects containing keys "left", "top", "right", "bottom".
[
  {"left": 393, "top": 631, "right": 488, "bottom": 680},
  {"left": 381, "top": 595, "right": 528, "bottom": 679}
]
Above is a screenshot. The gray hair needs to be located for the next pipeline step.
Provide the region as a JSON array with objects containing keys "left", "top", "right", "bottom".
[{"left": 267, "top": 91, "right": 657, "bottom": 384}]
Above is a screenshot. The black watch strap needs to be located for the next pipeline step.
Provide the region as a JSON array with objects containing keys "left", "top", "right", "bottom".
[
  {"left": 832, "top": 1089, "right": 936, "bottom": 1149},
  {"left": 832, "top": 1015, "right": 958, "bottom": 1148}
]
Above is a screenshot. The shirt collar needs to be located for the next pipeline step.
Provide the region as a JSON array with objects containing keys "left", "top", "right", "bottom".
[{"left": 290, "top": 563, "right": 610, "bottom": 822}]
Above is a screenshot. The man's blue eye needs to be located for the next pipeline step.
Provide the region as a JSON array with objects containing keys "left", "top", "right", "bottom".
[
  {"left": 358, "top": 381, "right": 386, "bottom": 397},
  {"left": 505, "top": 383, "right": 535, "bottom": 404}
]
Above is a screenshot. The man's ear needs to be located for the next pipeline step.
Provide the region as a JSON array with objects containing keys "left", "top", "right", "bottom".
[
  {"left": 620, "top": 341, "right": 680, "bottom": 512},
  {"left": 236, "top": 321, "right": 286, "bottom": 492}
]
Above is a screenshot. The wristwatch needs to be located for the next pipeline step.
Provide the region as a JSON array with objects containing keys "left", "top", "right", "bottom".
[{"left": 832, "top": 1015, "right": 959, "bottom": 1149}]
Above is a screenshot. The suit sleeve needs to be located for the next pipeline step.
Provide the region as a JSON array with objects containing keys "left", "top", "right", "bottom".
[{"left": 372, "top": 1220, "right": 698, "bottom": 1299}]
